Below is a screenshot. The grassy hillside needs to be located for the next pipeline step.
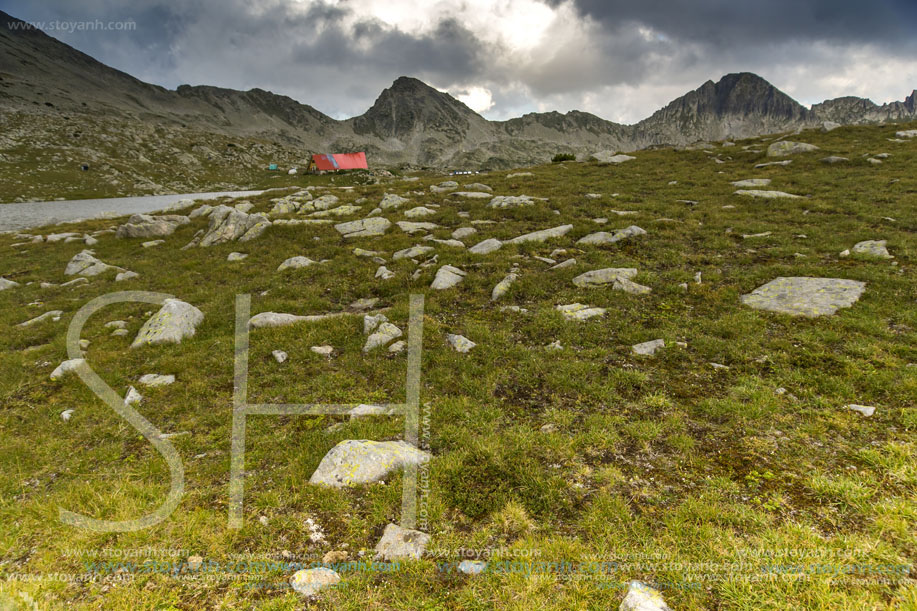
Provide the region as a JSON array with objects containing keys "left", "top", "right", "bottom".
[{"left": 0, "top": 121, "right": 915, "bottom": 609}]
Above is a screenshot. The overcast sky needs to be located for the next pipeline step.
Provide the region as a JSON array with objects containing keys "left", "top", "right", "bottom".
[{"left": 3, "top": 0, "right": 916, "bottom": 123}]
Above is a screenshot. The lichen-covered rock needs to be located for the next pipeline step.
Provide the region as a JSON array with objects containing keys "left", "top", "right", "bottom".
[
  {"left": 50, "top": 358, "right": 85, "bottom": 381},
  {"left": 379, "top": 193, "right": 409, "bottom": 209},
  {"left": 335, "top": 217, "right": 391, "bottom": 238},
  {"left": 397, "top": 221, "right": 439, "bottom": 234},
  {"left": 309, "top": 440, "right": 430, "bottom": 487},
  {"left": 491, "top": 273, "right": 518, "bottom": 301},
  {"left": 374, "top": 523, "right": 430, "bottom": 561},
  {"left": 403, "top": 206, "right": 436, "bottom": 218},
  {"left": 446, "top": 333, "right": 476, "bottom": 353},
  {"left": 619, "top": 581, "right": 672, "bottom": 611},
  {"left": 131, "top": 299, "right": 204, "bottom": 348},
  {"left": 556, "top": 303, "right": 606, "bottom": 321},
  {"left": 290, "top": 567, "right": 340, "bottom": 597},
  {"left": 741, "top": 277, "right": 866, "bottom": 317},
  {"left": 452, "top": 227, "right": 476, "bottom": 240},
  {"left": 767, "top": 141, "right": 819, "bottom": 156}
]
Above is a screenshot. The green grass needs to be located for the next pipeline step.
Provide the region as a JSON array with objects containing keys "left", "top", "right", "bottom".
[{"left": 0, "top": 121, "right": 915, "bottom": 609}]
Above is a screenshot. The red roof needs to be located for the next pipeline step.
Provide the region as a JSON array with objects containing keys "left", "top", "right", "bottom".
[{"left": 311, "top": 152, "right": 367, "bottom": 171}]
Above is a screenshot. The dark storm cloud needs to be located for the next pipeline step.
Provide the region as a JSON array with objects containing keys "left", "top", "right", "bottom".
[{"left": 556, "top": 0, "right": 917, "bottom": 49}]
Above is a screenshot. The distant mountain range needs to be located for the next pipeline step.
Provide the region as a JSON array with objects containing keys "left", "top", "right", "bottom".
[{"left": 1, "top": 9, "right": 915, "bottom": 169}]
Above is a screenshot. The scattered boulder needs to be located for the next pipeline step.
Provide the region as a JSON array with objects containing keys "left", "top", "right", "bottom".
[
  {"left": 404, "top": 206, "right": 436, "bottom": 218},
  {"left": 379, "top": 193, "right": 409, "bottom": 209},
  {"left": 845, "top": 404, "right": 876, "bottom": 417},
  {"left": 17, "top": 310, "right": 63, "bottom": 327},
  {"left": 375, "top": 266, "right": 395, "bottom": 280},
  {"left": 0, "top": 277, "right": 20, "bottom": 291},
  {"left": 393, "top": 246, "right": 435, "bottom": 261},
  {"left": 142, "top": 240, "right": 165, "bottom": 248},
  {"left": 594, "top": 152, "right": 635, "bottom": 163},
  {"left": 767, "top": 141, "right": 819, "bottom": 157},
  {"left": 488, "top": 195, "right": 536, "bottom": 209},
  {"left": 741, "top": 277, "right": 866, "bottom": 317},
  {"left": 197, "top": 206, "right": 271, "bottom": 247},
  {"left": 131, "top": 299, "right": 204, "bottom": 347},
  {"left": 124, "top": 386, "right": 142, "bottom": 406},
  {"left": 227, "top": 252, "right": 248, "bottom": 262},
  {"left": 446, "top": 333, "right": 476, "bottom": 353},
  {"left": 556, "top": 303, "right": 606, "bottom": 321},
  {"left": 431, "top": 265, "right": 466, "bottom": 289},
  {"left": 50, "top": 358, "right": 85, "bottom": 381},
  {"left": 613, "top": 277, "right": 652, "bottom": 294},
  {"left": 115, "top": 271, "right": 139, "bottom": 282},
  {"left": 363, "top": 322, "right": 402, "bottom": 352},
  {"left": 895, "top": 129, "right": 917, "bottom": 138},
  {"left": 849, "top": 240, "right": 892, "bottom": 259},
  {"left": 374, "top": 523, "right": 430, "bottom": 561},
  {"left": 469, "top": 238, "right": 503, "bottom": 255},
  {"left": 464, "top": 182, "right": 492, "bottom": 192},
  {"left": 572, "top": 268, "right": 637, "bottom": 287},
  {"left": 116, "top": 214, "right": 190, "bottom": 239},
  {"left": 138, "top": 374, "right": 175, "bottom": 387},
  {"left": 311, "top": 345, "right": 334, "bottom": 356},
  {"left": 249, "top": 311, "right": 347, "bottom": 329},
  {"left": 450, "top": 191, "right": 492, "bottom": 199},
  {"left": 430, "top": 181, "right": 458, "bottom": 193},
  {"left": 754, "top": 160, "right": 792, "bottom": 169},
  {"left": 508, "top": 225, "right": 573, "bottom": 244},
  {"left": 619, "top": 581, "right": 672, "bottom": 611},
  {"left": 272, "top": 350, "right": 288, "bottom": 363},
  {"left": 491, "top": 273, "right": 518, "bottom": 301},
  {"left": 335, "top": 217, "right": 391, "bottom": 238},
  {"left": 65, "top": 250, "right": 123, "bottom": 277},
  {"left": 452, "top": 227, "right": 477, "bottom": 240},
  {"left": 290, "top": 567, "right": 340, "bottom": 597},
  {"left": 734, "top": 190, "right": 801, "bottom": 199},
  {"left": 397, "top": 221, "right": 439, "bottom": 234},
  {"left": 576, "top": 225, "right": 646, "bottom": 245},
  {"left": 309, "top": 440, "right": 430, "bottom": 487},
  {"left": 731, "top": 178, "right": 771, "bottom": 188},
  {"left": 277, "top": 256, "right": 317, "bottom": 271},
  {"left": 821, "top": 156, "right": 849, "bottom": 164},
  {"left": 632, "top": 339, "right": 665, "bottom": 356}
]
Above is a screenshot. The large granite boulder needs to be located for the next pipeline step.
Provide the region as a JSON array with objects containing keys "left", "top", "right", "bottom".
[{"left": 131, "top": 299, "right": 204, "bottom": 348}]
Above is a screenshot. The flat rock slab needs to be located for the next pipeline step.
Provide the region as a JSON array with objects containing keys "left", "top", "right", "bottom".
[
  {"left": 374, "top": 523, "right": 431, "bottom": 561},
  {"left": 754, "top": 160, "right": 792, "bottom": 168},
  {"left": 397, "top": 221, "right": 439, "bottom": 234},
  {"left": 18, "top": 310, "right": 63, "bottom": 327},
  {"left": 576, "top": 225, "right": 646, "bottom": 245},
  {"left": 633, "top": 339, "right": 665, "bottom": 356},
  {"left": 556, "top": 303, "right": 606, "bottom": 321},
  {"left": 450, "top": 191, "right": 493, "bottom": 199},
  {"left": 431, "top": 265, "right": 466, "bottom": 289},
  {"left": 309, "top": 440, "right": 430, "bottom": 487},
  {"left": 488, "top": 195, "right": 536, "bottom": 209},
  {"left": 572, "top": 268, "right": 637, "bottom": 287},
  {"left": 249, "top": 311, "right": 348, "bottom": 329},
  {"left": 132, "top": 299, "right": 204, "bottom": 347},
  {"left": 139, "top": 374, "right": 175, "bottom": 387},
  {"left": 469, "top": 238, "right": 503, "bottom": 255},
  {"left": 731, "top": 178, "right": 771, "bottom": 188},
  {"left": 394, "top": 245, "right": 435, "bottom": 260},
  {"left": 767, "top": 141, "right": 819, "bottom": 156},
  {"left": 734, "top": 190, "right": 801, "bottom": 199},
  {"left": 335, "top": 217, "right": 391, "bottom": 238},
  {"left": 741, "top": 277, "right": 866, "bottom": 317},
  {"left": 290, "top": 567, "right": 340, "bottom": 597},
  {"left": 508, "top": 224, "right": 572, "bottom": 244}
]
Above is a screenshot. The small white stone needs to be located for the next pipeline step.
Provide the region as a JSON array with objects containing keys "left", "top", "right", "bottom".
[{"left": 272, "top": 350, "right": 288, "bottom": 363}]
